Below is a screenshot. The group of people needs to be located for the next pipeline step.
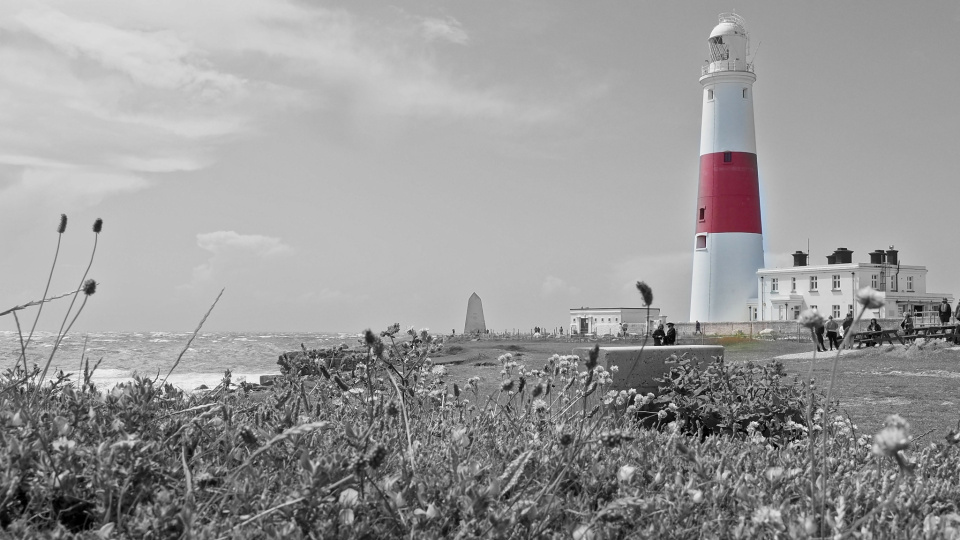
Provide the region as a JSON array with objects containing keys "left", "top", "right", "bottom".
[
  {"left": 813, "top": 312, "right": 854, "bottom": 352},
  {"left": 811, "top": 298, "right": 959, "bottom": 351},
  {"left": 651, "top": 322, "right": 676, "bottom": 346}
]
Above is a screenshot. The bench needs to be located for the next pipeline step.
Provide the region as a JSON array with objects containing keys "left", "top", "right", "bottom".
[
  {"left": 852, "top": 329, "right": 903, "bottom": 348},
  {"left": 903, "top": 325, "right": 960, "bottom": 344}
]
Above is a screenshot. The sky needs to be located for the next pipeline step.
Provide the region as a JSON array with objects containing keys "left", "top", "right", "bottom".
[{"left": 1, "top": 1, "right": 959, "bottom": 333}]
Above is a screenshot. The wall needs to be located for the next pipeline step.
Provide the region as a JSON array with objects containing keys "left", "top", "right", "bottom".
[{"left": 670, "top": 318, "right": 906, "bottom": 340}]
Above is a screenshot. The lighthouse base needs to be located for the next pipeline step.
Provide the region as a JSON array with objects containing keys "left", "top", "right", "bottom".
[{"left": 690, "top": 232, "right": 764, "bottom": 322}]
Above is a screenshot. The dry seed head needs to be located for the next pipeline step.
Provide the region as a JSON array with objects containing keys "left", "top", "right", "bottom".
[
  {"left": 82, "top": 279, "right": 97, "bottom": 296},
  {"left": 636, "top": 281, "right": 653, "bottom": 306},
  {"left": 798, "top": 309, "right": 825, "bottom": 329},
  {"left": 500, "top": 379, "right": 514, "bottom": 392},
  {"left": 58, "top": 214, "right": 67, "bottom": 234},
  {"left": 93, "top": 218, "right": 103, "bottom": 233},
  {"left": 857, "top": 287, "right": 886, "bottom": 309}
]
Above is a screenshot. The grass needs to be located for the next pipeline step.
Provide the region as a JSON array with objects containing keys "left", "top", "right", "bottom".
[{"left": 438, "top": 335, "right": 960, "bottom": 441}]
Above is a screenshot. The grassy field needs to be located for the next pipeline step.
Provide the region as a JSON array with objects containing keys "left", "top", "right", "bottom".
[{"left": 438, "top": 335, "right": 960, "bottom": 443}]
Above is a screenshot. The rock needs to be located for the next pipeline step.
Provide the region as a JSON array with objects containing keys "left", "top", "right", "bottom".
[{"left": 573, "top": 345, "right": 724, "bottom": 395}]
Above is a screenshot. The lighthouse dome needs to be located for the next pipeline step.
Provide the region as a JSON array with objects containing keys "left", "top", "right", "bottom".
[
  {"left": 704, "top": 13, "right": 751, "bottom": 73},
  {"left": 710, "top": 21, "right": 745, "bottom": 39}
]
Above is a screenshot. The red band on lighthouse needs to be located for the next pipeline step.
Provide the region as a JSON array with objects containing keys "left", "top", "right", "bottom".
[{"left": 695, "top": 151, "right": 762, "bottom": 234}]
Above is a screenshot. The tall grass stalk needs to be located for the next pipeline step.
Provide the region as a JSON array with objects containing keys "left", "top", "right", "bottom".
[
  {"left": 157, "top": 288, "right": 225, "bottom": 391},
  {"left": 32, "top": 281, "right": 97, "bottom": 402},
  {"left": 17, "top": 214, "right": 67, "bottom": 368}
]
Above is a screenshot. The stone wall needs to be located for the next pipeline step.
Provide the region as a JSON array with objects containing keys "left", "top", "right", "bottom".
[{"left": 670, "top": 318, "right": 904, "bottom": 340}]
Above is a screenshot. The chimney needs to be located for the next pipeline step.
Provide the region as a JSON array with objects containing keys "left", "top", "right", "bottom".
[
  {"left": 886, "top": 247, "right": 899, "bottom": 266},
  {"left": 834, "top": 247, "right": 853, "bottom": 264},
  {"left": 792, "top": 251, "right": 808, "bottom": 267},
  {"left": 826, "top": 253, "right": 837, "bottom": 265},
  {"left": 869, "top": 250, "right": 885, "bottom": 264}
]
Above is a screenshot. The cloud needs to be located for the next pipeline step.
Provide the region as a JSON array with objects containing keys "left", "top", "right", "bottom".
[
  {"left": 188, "top": 230, "right": 293, "bottom": 287},
  {"left": 420, "top": 16, "right": 469, "bottom": 45},
  {"left": 541, "top": 275, "right": 580, "bottom": 296},
  {"left": 0, "top": 1, "right": 563, "bottom": 209},
  {"left": 0, "top": 168, "right": 150, "bottom": 212}
]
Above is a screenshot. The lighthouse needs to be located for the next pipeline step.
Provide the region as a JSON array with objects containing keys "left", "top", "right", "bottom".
[{"left": 689, "top": 13, "right": 765, "bottom": 323}]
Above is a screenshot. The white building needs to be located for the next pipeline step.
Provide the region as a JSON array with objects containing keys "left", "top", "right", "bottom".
[
  {"left": 753, "top": 247, "right": 953, "bottom": 322},
  {"left": 569, "top": 307, "right": 663, "bottom": 336}
]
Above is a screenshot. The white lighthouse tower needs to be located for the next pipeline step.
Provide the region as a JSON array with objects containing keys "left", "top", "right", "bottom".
[{"left": 689, "top": 13, "right": 765, "bottom": 322}]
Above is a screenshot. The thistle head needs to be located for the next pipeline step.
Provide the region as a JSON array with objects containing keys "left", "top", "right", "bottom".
[
  {"left": 857, "top": 287, "right": 885, "bottom": 309},
  {"left": 586, "top": 344, "right": 600, "bottom": 370},
  {"left": 798, "top": 309, "right": 825, "bottom": 329},
  {"left": 872, "top": 414, "right": 911, "bottom": 458},
  {"left": 636, "top": 281, "right": 653, "bottom": 306},
  {"left": 363, "top": 329, "right": 376, "bottom": 347},
  {"left": 93, "top": 218, "right": 103, "bottom": 233},
  {"left": 82, "top": 279, "right": 97, "bottom": 296},
  {"left": 58, "top": 214, "right": 67, "bottom": 234}
]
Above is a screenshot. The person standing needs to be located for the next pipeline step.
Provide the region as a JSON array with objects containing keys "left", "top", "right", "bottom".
[
  {"left": 695, "top": 320, "right": 701, "bottom": 335},
  {"left": 664, "top": 322, "right": 677, "bottom": 345},
  {"left": 815, "top": 320, "right": 827, "bottom": 352},
  {"left": 841, "top": 312, "right": 854, "bottom": 341},
  {"left": 652, "top": 323, "right": 665, "bottom": 346},
  {"left": 939, "top": 298, "right": 952, "bottom": 325},
  {"left": 825, "top": 316, "right": 840, "bottom": 350}
]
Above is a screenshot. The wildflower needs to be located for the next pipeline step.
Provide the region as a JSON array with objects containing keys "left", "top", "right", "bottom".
[
  {"left": 857, "top": 287, "right": 886, "bottom": 309},
  {"left": 93, "top": 218, "right": 103, "bottom": 233},
  {"left": 617, "top": 465, "right": 636, "bottom": 483},
  {"left": 636, "top": 281, "right": 653, "bottom": 306},
  {"left": 657, "top": 409, "right": 667, "bottom": 420},
  {"left": 82, "top": 279, "right": 97, "bottom": 296},
  {"left": 798, "top": 309, "right": 825, "bottom": 329},
  {"left": 609, "top": 365, "right": 619, "bottom": 373},
  {"left": 689, "top": 489, "right": 704, "bottom": 504},
  {"left": 532, "top": 399, "right": 547, "bottom": 413},
  {"left": 872, "top": 426, "right": 910, "bottom": 457},
  {"left": 752, "top": 506, "right": 782, "bottom": 525},
  {"left": 500, "top": 379, "right": 514, "bottom": 392},
  {"left": 57, "top": 214, "right": 67, "bottom": 234}
]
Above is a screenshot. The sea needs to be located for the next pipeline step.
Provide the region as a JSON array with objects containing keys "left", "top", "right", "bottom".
[{"left": 1, "top": 331, "right": 353, "bottom": 390}]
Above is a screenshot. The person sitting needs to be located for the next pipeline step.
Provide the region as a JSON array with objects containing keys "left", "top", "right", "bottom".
[
  {"left": 900, "top": 312, "right": 914, "bottom": 335},
  {"left": 664, "top": 322, "right": 677, "bottom": 345},
  {"left": 865, "top": 318, "right": 882, "bottom": 347},
  {"left": 652, "top": 323, "right": 665, "bottom": 346}
]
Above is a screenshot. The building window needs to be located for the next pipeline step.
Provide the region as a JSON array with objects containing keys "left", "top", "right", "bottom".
[
  {"left": 890, "top": 276, "right": 896, "bottom": 290},
  {"left": 696, "top": 235, "right": 707, "bottom": 249},
  {"left": 699, "top": 207, "right": 705, "bottom": 221},
  {"left": 847, "top": 304, "right": 853, "bottom": 316},
  {"left": 743, "top": 88, "right": 748, "bottom": 98},
  {"left": 811, "top": 305, "right": 818, "bottom": 312},
  {"left": 832, "top": 275, "right": 841, "bottom": 290},
  {"left": 771, "top": 278, "right": 778, "bottom": 293},
  {"left": 871, "top": 274, "right": 878, "bottom": 288},
  {"left": 907, "top": 276, "right": 914, "bottom": 291},
  {"left": 794, "top": 306, "right": 801, "bottom": 319},
  {"left": 707, "top": 89, "right": 714, "bottom": 100},
  {"left": 810, "top": 276, "right": 818, "bottom": 291},
  {"left": 723, "top": 151, "right": 732, "bottom": 163},
  {"left": 791, "top": 277, "right": 796, "bottom": 292},
  {"left": 832, "top": 305, "right": 840, "bottom": 318}
]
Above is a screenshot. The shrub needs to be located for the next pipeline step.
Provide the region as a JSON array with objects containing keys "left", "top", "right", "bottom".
[{"left": 640, "top": 357, "right": 813, "bottom": 445}]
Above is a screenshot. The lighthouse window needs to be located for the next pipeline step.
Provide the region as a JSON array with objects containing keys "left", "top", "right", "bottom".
[
  {"left": 742, "top": 88, "right": 748, "bottom": 99},
  {"left": 696, "top": 235, "right": 707, "bottom": 249},
  {"left": 723, "top": 152, "right": 732, "bottom": 163},
  {"left": 698, "top": 207, "right": 705, "bottom": 221},
  {"left": 707, "top": 89, "right": 714, "bottom": 100}
]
